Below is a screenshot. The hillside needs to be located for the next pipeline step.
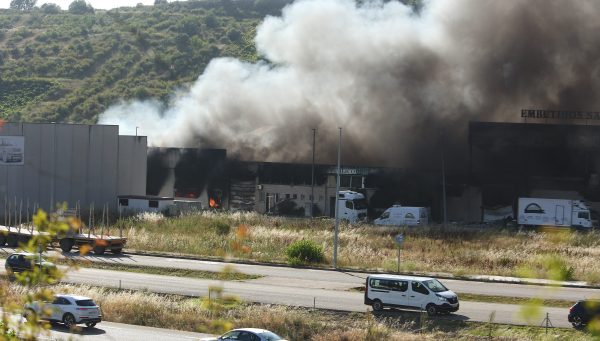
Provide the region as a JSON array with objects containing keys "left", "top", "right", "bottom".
[{"left": 0, "top": 0, "right": 293, "bottom": 124}]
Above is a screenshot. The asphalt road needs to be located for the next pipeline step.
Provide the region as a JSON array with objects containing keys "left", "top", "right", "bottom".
[
  {"left": 45, "top": 321, "right": 212, "bottom": 341},
  {"left": 2, "top": 310, "right": 212, "bottom": 341},
  {"left": 2, "top": 247, "right": 596, "bottom": 329},
  {"left": 52, "top": 250, "right": 600, "bottom": 302},
  {"left": 62, "top": 267, "right": 571, "bottom": 328}
]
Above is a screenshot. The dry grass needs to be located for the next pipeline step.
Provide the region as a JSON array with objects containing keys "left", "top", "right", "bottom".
[
  {"left": 114, "top": 211, "right": 600, "bottom": 283},
  {"left": 1, "top": 281, "right": 591, "bottom": 340}
]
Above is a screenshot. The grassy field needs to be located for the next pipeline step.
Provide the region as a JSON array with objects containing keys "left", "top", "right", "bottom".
[
  {"left": 1, "top": 281, "right": 592, "bottom": 341},
  {"left": 110, "top": 211, "right": 600, "bottom": 283}
]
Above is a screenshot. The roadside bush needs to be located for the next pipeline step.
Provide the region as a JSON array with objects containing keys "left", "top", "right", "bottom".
[
  {"left": 285, "top": 239, "right": 324, "bottom": 265},
  {"left": 211, "top": 220, "right": 231, "bottom": 235},
  {"left": 517, "top": 254, "right": 575, "bottom": 281}
]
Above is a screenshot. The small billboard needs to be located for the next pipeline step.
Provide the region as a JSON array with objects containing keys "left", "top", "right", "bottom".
[{"left": 0, "top": 136, "right": 24, "bottom": 165}]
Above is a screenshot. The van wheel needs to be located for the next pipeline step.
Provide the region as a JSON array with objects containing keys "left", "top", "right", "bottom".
[
  {"left": 426, "top": 304, "right": 437, "bottom": 316},
  {"left": 372, "top": 299, "right": 383, "bottom": 311}
]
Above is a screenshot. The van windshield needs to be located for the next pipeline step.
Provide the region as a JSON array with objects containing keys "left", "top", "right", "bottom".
[{"left": 423, "top": 279, "right": 448, "bottom": 293}]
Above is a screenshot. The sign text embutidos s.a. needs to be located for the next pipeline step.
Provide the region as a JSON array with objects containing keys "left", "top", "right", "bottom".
[{"left": 521, "top": 109, "right": 600, "bottom": 121}]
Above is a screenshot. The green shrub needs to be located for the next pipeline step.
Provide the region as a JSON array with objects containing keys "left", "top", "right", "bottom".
[
  {"left": 211, "top": 220, "right": 231, "bottom": 236},
  {"left": 285, "top": 240, "right": 324, "bottom": 265}
]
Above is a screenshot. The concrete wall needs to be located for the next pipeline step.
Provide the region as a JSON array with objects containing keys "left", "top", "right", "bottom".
[
  {"left": 256, "top": 184, "right": 328, "bottom": 217},
  {"left": 117, "top": 136, "right": 147, "bottom": 196},
  {"left": 0, "top": 123, "right": 146, "bottom": 218}
]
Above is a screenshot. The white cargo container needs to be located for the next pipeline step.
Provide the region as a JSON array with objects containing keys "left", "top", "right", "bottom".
[{"left": 517, "top": 197, "right": 592, "bottom": 229}]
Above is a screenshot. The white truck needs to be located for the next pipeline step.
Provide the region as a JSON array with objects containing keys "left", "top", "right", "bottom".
[
  {"left": 374, "top": 205, "right": 429, "bottom": 226},
  {"left": 337, "top": 190, "right": 368, "bottom": 223},
  {"left": 517, "top": 197, "right": 592, "bottom": 230}
]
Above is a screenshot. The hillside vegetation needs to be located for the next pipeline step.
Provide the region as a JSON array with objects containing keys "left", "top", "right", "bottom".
[{"left": 0, "top": 0, "right": 294, "bottom": 123}]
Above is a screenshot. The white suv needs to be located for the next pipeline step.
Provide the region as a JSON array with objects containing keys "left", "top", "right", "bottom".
[{"left": 25, "top": 294, "right": 102, "bottom": 328}]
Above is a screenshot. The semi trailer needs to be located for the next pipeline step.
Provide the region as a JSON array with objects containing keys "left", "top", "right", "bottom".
[{"left": 517, "top": 197, "right": 592, "bottom": 230}]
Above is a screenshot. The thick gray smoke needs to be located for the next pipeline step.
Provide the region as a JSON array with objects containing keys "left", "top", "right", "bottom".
[{"left": 99, "top": 0, "right": 600, "bottom": 167}]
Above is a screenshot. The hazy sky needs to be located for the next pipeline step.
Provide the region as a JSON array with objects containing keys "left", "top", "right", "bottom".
[{"left": 0, "top": 0, "right": 167, "bottom": 10}]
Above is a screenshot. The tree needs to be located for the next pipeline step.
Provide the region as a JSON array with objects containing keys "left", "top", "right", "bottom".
[
  {"left": 154, "top": 0, "right": 168, "bottom": 5},
  {"left": 40, "top": 3, "right": 61, "bottom": 14},
  {"left": 68, "top": 0, "right": 94, "bottom": 14},
  {"left": 1, "top": 207, "right": 73, "bottom": 339},
  {"left": 9, "top": 0, "right": 37, "bottom": 11}
]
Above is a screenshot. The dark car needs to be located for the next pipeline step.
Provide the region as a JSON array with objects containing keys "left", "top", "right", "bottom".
[
  {"left": 4, "top": 252, "right": 56, "bottom": 276},
  {"left": 568, "top": 300, "right": 600, "bottom": 328}
]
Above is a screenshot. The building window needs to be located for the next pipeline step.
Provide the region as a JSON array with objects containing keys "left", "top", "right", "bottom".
[
  {"left": 119, "top": 198, "right": 129, "bottom": 206},
  {"left": 149, "top": 200, "right": 159, "bottom": 208},
  {"left": 286, "top": 194, "right": 291, "bottom": 199},
  {"left": 300, "top": 194, "right": 305, "bottom": 200},
  {"left": 293, "top": 194, "right": 297, "bottom": 199},
  {"left": 340, "top": 175, "right": 351, "bottom": 188}
]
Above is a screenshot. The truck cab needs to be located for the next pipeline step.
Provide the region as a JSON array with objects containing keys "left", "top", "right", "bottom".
[
  {"left": 571, "top": 200, "right": 592, "bottom": 229},
  {"left": 337, "top": 190, "right": 368, "bottom": 223}
]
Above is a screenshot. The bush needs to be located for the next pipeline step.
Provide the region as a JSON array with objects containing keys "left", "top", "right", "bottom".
[
  {"left": 211, "top": 220, "right": 231, "bottom": 236},
  {"left": 285, "top": 240, "right": 324, "bottom": 265}
]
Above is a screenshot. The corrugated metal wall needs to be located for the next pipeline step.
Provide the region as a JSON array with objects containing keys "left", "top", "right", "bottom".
[{"left": 0, "top": 123, "right": 146, "bottom": 217}]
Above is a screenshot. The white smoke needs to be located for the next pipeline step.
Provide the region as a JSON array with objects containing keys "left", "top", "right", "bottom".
[{"left": 100, "top": 0, "right": 600, "bottom": 165}]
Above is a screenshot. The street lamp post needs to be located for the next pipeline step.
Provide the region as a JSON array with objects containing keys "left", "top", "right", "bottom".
[
  {"left": 333, "top": 127, "right": 342, "bottom": 268},
  {"left": 311, "top": 128, "right": 316, "bottom": 218}
]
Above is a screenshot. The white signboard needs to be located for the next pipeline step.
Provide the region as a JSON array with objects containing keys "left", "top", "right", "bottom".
[{"left": 0, "top": 136, "right": 24, "bottom": 165}]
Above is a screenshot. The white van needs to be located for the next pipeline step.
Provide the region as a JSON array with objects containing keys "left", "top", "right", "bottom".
[
  {"left": 374, "top": 205, "right": 428, "bottom": 226},
  {"left": 364, "top": 274, "right": 459, "bottom": 316}
]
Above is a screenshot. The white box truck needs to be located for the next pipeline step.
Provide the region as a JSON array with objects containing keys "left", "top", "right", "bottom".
[
  {"left": 374, "top": 205, "right": 429, "bottom": 226},
  {"left": 517, "top": 197, "right": 592, "bottom": 229}
]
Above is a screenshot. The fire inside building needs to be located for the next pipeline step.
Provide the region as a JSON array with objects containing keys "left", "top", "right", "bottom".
[
  {"left": 146, "top": 115, "right": 600, "bottom": 224},
  {"left": 2, "top": 116, "right": 598, "bottom": 224}
]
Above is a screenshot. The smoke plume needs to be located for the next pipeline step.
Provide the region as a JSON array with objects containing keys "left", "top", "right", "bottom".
[{"left": 99, "top": 0, "right": 600, "bottom": 168}]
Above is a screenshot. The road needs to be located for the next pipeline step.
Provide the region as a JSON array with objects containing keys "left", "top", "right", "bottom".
[
  {"left": 2, "top": 311, "right": 212, "bottom": 341},
  {"left": 2, "top": 247, "right": 596, "bottom": 329},
  {"left": 46, "top": 321, "right": 212, "bottom": 341},
  {"left": 62, "top": 267, "right": 570, "bottom": 328},
  {"left": 53, "top": 250, "right": 600, "bottom": 302}
]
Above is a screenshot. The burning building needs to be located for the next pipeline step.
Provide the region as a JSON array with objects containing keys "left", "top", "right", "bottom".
[{"left": 146, "top": 148, "right": 227, "bottom": 210}]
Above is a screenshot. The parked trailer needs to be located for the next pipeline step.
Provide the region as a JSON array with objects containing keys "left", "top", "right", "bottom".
[
  {"left": 517, "top": 197, "right": 593, "bottom": 229},
  {"left": 0, "top": 225, "right": 126, "bottom": 255}
]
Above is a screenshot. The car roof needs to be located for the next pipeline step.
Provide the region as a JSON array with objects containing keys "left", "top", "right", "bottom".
[
  {"left": 231, "top": 328, "right": 275, "bottom": 334},
  {"left": 368, "top": 274, "right": 435, "bottom": 281},
  {"left": 56, "top": 294, "right": 93, "bottom": 301}
]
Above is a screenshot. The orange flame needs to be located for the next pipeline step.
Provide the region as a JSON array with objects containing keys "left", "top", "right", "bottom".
[{"left": 209, "top": 197, "right": 217, "bottom": 208}]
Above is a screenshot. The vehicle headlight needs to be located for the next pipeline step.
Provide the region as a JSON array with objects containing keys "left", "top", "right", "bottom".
[{"left": 436, "top": 294, "right": 447, "bottom": 302}]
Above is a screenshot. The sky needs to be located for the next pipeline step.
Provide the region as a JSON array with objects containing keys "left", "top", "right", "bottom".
[{"left": 0, "top": 0, "right": 166, "bottom": 10}]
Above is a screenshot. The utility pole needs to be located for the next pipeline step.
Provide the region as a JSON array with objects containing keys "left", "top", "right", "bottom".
[
  {"left": 441, "top": 138, "right": 447, "bottom": 229},
  {"left": 311, "top": 128, "right": 316, "bottom": 218},
  {"left": 333, "top": 127, "right": 342, "bottom": 268}
]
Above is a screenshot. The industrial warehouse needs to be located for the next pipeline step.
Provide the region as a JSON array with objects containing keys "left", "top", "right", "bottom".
[{"left": 2, "top": 115, "right": 600, "bottom": 224}]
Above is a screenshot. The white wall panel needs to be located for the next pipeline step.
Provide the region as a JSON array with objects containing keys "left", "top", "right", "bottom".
[
  {"left": 70, "top": 125, "right": 89, "bottom": 207},
  {"left": 0, "top": 123, "right": 147, "bottom": 218}
]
